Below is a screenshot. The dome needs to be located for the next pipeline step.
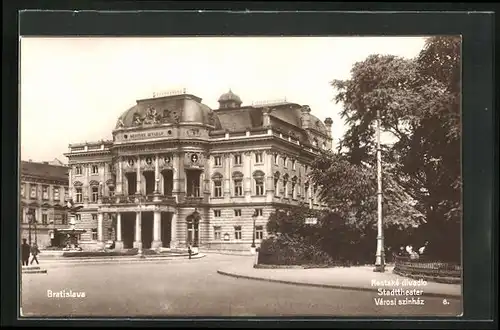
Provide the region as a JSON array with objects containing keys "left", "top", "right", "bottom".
[
  {"left": 218, "top": 89, "right": 242, "bottom": 104},
  {"left": 115, "top": 94, "right": 222, "bottom": 130}
]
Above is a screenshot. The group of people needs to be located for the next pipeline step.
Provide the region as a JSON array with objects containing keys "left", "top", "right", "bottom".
[
  {"left": 21, "top": 238, "right": 41, "bottom": 266},
  {"left": 396, "top": 241, "right": 429, "bottom": 260}
]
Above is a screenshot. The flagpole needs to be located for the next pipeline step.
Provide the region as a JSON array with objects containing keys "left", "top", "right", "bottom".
[{"left": 374, "top": 108, "right": 385, "bottom": 272}]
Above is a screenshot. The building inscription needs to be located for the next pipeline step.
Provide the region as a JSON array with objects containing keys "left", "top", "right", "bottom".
[{"left": 124, "top": 129, "right": 169, "bottom": 141}]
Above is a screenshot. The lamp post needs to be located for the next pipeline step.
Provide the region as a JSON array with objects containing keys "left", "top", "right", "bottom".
[
  {"left": 374, "top": 108, "right": 385, "bottom": 272},
  {"left": 251, "top": 210, "right": 257, "bottom": 254}
]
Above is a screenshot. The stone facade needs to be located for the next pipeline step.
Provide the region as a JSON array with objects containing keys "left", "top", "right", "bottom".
[
  {"left": 64, "top": 90, "right": 332, "bottom": 252},
  {"left": 20, "top": 161, "right": 69, "bottom": 249}
]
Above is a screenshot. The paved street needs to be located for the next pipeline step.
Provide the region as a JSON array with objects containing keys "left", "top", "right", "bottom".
[{"left": 21, "top": 254, "right": 462, "bottom": 317}]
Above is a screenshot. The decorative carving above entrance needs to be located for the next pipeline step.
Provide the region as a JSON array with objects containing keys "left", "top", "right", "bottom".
[{"left": 184, "top": 152, "right": 205, "bottom": 168}]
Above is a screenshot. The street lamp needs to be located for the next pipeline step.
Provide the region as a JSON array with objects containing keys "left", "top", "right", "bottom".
[
  {"left": 251, "top": 210, "right": 258, "bottom": 252},
  {"left": 374, "top": 108, "right": 385, "bottom": 272}
]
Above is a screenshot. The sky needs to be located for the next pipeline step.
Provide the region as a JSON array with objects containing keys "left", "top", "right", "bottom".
[{"left": 20, "top": 36, "right": 427, "bottom": 164}]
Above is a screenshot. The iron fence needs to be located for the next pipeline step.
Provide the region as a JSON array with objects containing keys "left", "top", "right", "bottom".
[{"left": 393, "top": 255, "right": 461, "bottom": 278}]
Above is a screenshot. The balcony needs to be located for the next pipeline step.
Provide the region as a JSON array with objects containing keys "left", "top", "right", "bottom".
[
  {"left": 184, "top": 196, "right": 204, "bottom": 205},
  {"left": 102, "top": 194, "right": 176, "bottom": 205}
]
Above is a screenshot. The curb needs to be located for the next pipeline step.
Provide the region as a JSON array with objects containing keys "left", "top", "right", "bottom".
[
  {"left": 39, "top": 254, "right": 206, "bottom": 265},
  {"left": 216, "top": 270, "right": 462, "bottom": 300}
]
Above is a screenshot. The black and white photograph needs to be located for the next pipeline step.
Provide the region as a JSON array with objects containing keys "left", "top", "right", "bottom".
[{"left": 19, "top": 35, "right": 463, "bottom": 317}]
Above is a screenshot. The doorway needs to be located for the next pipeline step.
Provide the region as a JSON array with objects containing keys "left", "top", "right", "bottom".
[
  {"left": 141, "top": 212, "right": 153, "bottom": 249},
  {"left": 122, "top": 213, "right": 135, "bottom": 249},
  {"left": 161, "top": 212, "right": 172, "bottom": 248}
]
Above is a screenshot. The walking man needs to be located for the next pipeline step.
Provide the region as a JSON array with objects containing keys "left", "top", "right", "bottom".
[
  {"left": 30, "top": 243, "right": 40, "bottom": 265},
  {"left": 21, "top": 239, "right": 30, "bottom": 266}
]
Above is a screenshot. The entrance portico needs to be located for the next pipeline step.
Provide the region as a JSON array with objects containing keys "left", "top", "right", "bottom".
[{"left": 98, "top": 207, "right": 178, "bottom": 250}]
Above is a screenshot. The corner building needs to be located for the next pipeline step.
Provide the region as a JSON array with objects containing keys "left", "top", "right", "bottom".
[{"left": 65, "top": 90, "right": 332, "bottom": 251}]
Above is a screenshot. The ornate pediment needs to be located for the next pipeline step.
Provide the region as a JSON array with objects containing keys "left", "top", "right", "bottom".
[{"left": 132, "top": 106, "right": 162, "bottom": 127}]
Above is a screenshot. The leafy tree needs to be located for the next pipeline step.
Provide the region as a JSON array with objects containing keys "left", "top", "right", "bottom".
[{"left": 327, "top": 36, "right": 461, "bottom": 262}]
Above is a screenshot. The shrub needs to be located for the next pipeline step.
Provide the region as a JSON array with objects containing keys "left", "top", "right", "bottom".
[{"left": 258, "top": 236, "right": 336, "bottom": 266}]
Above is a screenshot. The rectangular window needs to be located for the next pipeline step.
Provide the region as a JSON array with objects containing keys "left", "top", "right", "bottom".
[
  {"left": 291, "top": 182, "right": 296, "bottom": 198},
  {"left": 75, "top": 214, "right": 81, "bottom": 222},
  {"left": 255, "top": 179, "right": 264, "bottom": 196},
  {"left": 91, "top": 165, "right": 99, "bottom": 174},
  {"left": 234, "top": 226, "right": 242, "bottom": 240},
  {"left": 53, "top": 187, "right": 60, "bottom": 200},
  {"left": 214, "top": 210, "right": 221, "bottom": 217},
  {"left": 255, "top": 152, "right": 263, "bottom": 163},
  {"left": 42, "top": 186, "right": 49, "bottom": 200},
  {"left": 274, "top": 178, "right": 279, "bottom": 196},
  {"left": 214, "top": 156, "right": 222, "bottom": 166},
  {"left": 62, "top": 213, "right": 67, "bottom": 225},
  {"left": 92, "top": 214, "right": 97, "bottom": 221},
  {"left": 255, "top": 208, "right": 263, "bottom": 217},
  {"left": 292, "top": 160, "right": 296, "bottom": 170},
  {"left": 30, "top": 184, "right": 37, "bottom": 198},
  {"left": 108, "top": 164, "right": 113, "bottom": 172},
  {"left": 214, "top": 181, "right": 222, "bottom": 197},
  {"left": 234, "top": 179, "right": 243, "bottom": 196},
  {"left": 234, "top": 209, "right": 241, "bottom": 217},
  {"left": 234, "top": 154, "right": 242, "bottom": 165},
  {"left": 274, "top": 154, "right": 278, "bottom": 164},
  {"left": 64, "top": 187, "right": 69, "bottom": 201},
  {"left": 75, "top": 188, "right": 82, "bottom": 203},
  {"left": 283, "top": 157, "right": 288, "bottom": 167},
  {"left": 214, "top": 226, "right": 222, "bottom": 240},
  {"left": 92, "top": 228, "right": 98, "bottom": 240},
  {"left": 255, "top": 225, "right": 264, "bottom": 240},
  {"left": 42, "top": 214, "right": 48, "bottom": 225},
  {"left": 109, "top": 187, "right": 115, "bottom": 197},
  {"left": 75, "top": 166, "right": 82, "bottom": 175},
  {"left": 20, "top": 184, "right": 25, "bottom": 197},
  {"left": 91, "top": 187, "right": 99, "bottom": 202}
]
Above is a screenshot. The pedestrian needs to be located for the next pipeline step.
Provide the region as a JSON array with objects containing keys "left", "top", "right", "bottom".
[
  {"left": 188, "top": 245, "right": 192, "bottom": 260},
  {"left": 21, "top": 239, "right": 30, "bottom": 266},
  {"left": 30, "top": 243, "right": 40, "bottom": 265},
  {"left": 418, "top": 241, "right": 429, "bottom": 255}
]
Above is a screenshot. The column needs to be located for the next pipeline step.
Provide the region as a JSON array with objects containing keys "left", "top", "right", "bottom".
[
  {"left": 136, "top": 156, "right": 141, "bottom": 195},
  {"left": 97, "top": 213, "right": 104, "bottom": 249},
  {"left": 133, "top": 211, "right": 142, "bottom": 249},
  {"left": 170, "top": 212, "right": 177, "bottom": 248},
  {"left": 265, "top": 151, "right": 274, "bottom": 202},
  {"left": 115, "top": 213, "right": 123, "bottom": 249},
  {"left": 152, "top": 211, "right": 162, "bottom": 248},
  {"left": 244, "top": 152, "right": 252, "bottom": 202},
  {"left": 83, "top": 164, "right": 89, "bottom": 203},
  {"left": 154, "top": 154, "right": 160, "bottom": 193},
  {"left": 224, "top": 153, "right": 231, "bottom": 197},
  {"left": 68, "top": 167, "right": 73, "bottom": 200},
  {"left": 116, "top": 159, "right": 123, "bottom": 195},
  {"left": 173, "top": 154, "right": 181, "bottom": 193}
]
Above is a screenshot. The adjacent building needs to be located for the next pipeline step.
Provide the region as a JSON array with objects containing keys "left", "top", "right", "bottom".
[
  {"left": 20, "top": 160, "right": 69, "bottom": 248},
  {"left": 64, "top": 89, "right": 332, "bottom": 251}
]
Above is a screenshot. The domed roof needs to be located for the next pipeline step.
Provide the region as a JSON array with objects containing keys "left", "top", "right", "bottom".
[
  {"left": 218, "top": 89, "right": 242, "bottom": 104},
  {"left": 115, "top": 95, "right": 222, "bottom": 130}
]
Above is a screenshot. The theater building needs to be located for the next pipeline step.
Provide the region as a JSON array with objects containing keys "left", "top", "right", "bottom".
[
  {"left": 64, "top": 90, "right": 332, "bottom": 251},
  {"left": 20, "top": 160, "right": 70, "bottom": 248}
]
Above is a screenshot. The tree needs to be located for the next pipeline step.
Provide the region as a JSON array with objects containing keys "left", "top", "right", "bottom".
[{"left": 329, "top": 36, "right": 461, "bottom": 262}]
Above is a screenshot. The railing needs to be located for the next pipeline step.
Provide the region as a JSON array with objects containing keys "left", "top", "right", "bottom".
[
  {"left": 393, "top": 255, "right": 462, "bottom": 279},
  {"left": 184, "top": 196, "right": 203, "bottom": 204},
  {"left": 102, "top": 194, "right": 177, "bottom": 205}
]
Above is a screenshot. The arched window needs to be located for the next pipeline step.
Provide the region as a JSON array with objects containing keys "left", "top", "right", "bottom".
[
  {"left": 291, "top": 176, "right": 298, "bottom": 199},
  {"left": 273, "top": 172, "right": 280, "bottom": 196},
  {"left": 283, "top": 174, "right": 289, "bottom": 197},
  {"left": 253, "top": 170, "right": 265, "bottom": 196},
  {"left": 212, "top": 172, "right": 223, "bottom": 198},
  {"left": 232, "top": 171, "right": 244, "bottom": 197}
]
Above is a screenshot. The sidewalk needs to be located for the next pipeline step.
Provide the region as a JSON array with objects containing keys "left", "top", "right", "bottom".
[
  {"left": 29, "top": 253, "right": 206, "bottom": 266},
  {"left": 217, "top": 258, "right": 462, "bottom": 299}
]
